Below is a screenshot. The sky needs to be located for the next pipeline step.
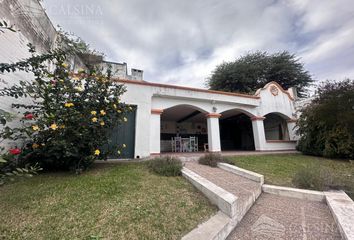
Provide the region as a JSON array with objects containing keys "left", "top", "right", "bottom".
[{"left": 42, "top": 0, "right": 354, "bottom": 89}]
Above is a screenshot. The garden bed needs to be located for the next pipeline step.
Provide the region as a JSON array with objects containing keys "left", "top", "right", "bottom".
[{"left": 0, "top": 162, "right": 216, "bottom": 239}]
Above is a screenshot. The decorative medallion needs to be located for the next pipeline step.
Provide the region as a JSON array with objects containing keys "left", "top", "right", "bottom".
[{"left": 270, "top": 85, "right": 279, "bottom": 96}]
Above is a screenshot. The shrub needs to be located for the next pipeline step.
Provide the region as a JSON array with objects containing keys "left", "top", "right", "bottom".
[
  {"left": 148, "top": 156, "right": 182, "bottom": 176},
  {"left": 198, "top": 153, "right": 233, "bottom": 167},
  {"left": 297, "top": 79, "right": 354, "bottom": 159},
  {"left": 0, "top": 152, "right": 42, "bottom": 185},
  {"left": 292, "top": 164, "right": 334, "bottom": 191},
  {"left": 0, "top": 44, "right": 129, "bottom": 171}
]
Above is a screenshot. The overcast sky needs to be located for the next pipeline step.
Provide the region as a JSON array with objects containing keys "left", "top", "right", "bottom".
[{"left": 42, "top": 0, "right": 354, "bottom": 88}]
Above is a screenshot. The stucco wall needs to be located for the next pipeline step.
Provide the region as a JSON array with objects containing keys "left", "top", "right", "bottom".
[{"left": 119, "top": 80, "right": 298, "bottom": 157}]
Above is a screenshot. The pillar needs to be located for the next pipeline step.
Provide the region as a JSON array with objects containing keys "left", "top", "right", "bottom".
[
  {"left": 251, "top": 116, "right": 267, "bottom": 151},
  {"left": 150, "top": 109, "right": 163, "bottom": 155},
  {"left": 206, "top": 113, "right": 221, "bottom": 152}
]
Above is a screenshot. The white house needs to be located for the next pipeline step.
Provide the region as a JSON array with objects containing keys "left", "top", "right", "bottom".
[{"left": 115, "top": 79, "right": 298, "bottom": 159}]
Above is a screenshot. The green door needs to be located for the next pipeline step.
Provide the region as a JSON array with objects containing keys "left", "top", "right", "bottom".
[{"left": 107, "top": 106, "right": 136, "bottom": 159}]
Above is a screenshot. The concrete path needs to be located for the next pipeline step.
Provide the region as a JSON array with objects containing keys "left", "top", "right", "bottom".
[
  {"left": 183, "top": 161, "right": 342, "bottom": 240},
  {"left": 228, "top": 193, "right": 341, "bottom": 240},
  {"left": 184, "top": 161, "right": 261, "bottom": 214}
]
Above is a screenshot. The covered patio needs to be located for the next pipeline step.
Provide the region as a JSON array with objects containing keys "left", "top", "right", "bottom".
[
  {"left": 145, "top": 81, "right": 297, "bottom": 157},
  {"left": 160, "top": 105, "right": 208, "bottom": 153}
]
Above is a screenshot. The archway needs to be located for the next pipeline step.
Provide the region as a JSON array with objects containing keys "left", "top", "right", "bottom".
[
  {"left": 160, "top": 105, "right": 208, "bottom": 152},
  {"left": 219, "top": 109, "right": 255, "bottom": 151},
  {"left": 263, "top": 113, "right": 290, "bottom": 140}
]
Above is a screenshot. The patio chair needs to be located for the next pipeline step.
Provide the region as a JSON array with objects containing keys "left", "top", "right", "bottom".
[
  {"left": 174, "top": 137, "right": 182, "bottom": 152},
  {"left": 190, "top": 136, "right": 198, "bottom": 152},
  {"left": 171, "top": 137, "right": 175, "bottom": 152}
]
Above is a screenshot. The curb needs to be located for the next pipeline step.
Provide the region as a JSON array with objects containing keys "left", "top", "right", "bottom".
[
  {"left": 182, "top": 168, "right": 238, "bottom": 218},
  {"left": 262, "top": 184, "right": 325, "bottom": 202},
  {"left": 325, "top": 191, "right": 354, "bottom": 240},
  {"left": 217, "top": 162, "right": 264, "bottom": 184},
  {"left": 181, "top": 211, "right": 230, "bottom": 240},
  {"left": 181, "top": 166, "right": 261, "bottom": 240}
]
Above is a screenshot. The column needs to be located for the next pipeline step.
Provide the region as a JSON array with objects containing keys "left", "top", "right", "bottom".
[
  {"left": 287, "top": 119, "right": 298, "bottom": 141},
  {"left": 206, "top": 113, "right": 221, "bottom": 152},
  {"left": 150, "top": 109, "right": 163, "bottom": 155},
  {"left": 251, "top": 116, "right": 267, "bottom": 151}
]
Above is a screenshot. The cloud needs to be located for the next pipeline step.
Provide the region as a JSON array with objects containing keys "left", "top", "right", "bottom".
[{"left": 42, "top": 0, "right": 354, "bottom": 88}]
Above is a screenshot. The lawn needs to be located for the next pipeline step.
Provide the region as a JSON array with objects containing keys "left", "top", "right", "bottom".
[
  {"left": 227, "top": 153, "right": 354, "bottom": 198},
  {"left": 0, "top": 162, "right": 216, "bottom": 240}
]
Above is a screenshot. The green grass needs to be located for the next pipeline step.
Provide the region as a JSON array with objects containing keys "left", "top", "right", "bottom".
[
  {"left": 227, "top": 154, "right": 354, "bottom": 198},
  {"left": 0, "top": 162, "right": 216, "bottom": 240}
]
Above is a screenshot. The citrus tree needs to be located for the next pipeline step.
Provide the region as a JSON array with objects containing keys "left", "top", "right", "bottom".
[{"left": 0, "top": 44, "right": 130, "bottom": 171}]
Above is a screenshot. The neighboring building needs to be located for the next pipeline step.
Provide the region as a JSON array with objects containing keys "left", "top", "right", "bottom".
[
  {"left": 77, "top": 53, "right": 143, "bottom": 80},
  {"left": 0, "top": 0, "right": 58, "bottom": 114},
  {"left": 95, "top": 60, "right": 144, "bottom": 80},
  {"left": 0, "top": 0, "right": 143, "bottom": 149}
]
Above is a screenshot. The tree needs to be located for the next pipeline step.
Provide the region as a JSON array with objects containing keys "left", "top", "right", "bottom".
[
  {"left": 297, "top": 79, "right": 354, "bottom": 159},
  {"left": 207, "top": 51, "right": 313, "bottom": 97},
  {"left": 0, "top": 44, "right": 130, "bottom": 171}
]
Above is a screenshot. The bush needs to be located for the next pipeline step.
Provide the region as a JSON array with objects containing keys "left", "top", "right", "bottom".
[
  {"left": 292, "top": 164, "right": 334, "bottom": 191},
  {"left": 0, "top": 152, "right": 42, "bottom": 185},
  {"left": 0, "top": 44, "right": 129, "bottom": 171},
  {"left": 297, "top": 79, "right": 354, "bottom": 159},
  {"left": 148, "top": 156, "right": 182, "bottom": 176},
  {"left": 198, "top": 153, "right": 233, "bottom": 167}
]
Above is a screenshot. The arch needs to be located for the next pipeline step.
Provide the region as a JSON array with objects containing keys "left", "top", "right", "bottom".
[
  {"left": 160, "top": 104, "right": 209, "bottom": 152},
  {"left": 263, "top": 112, "right": 290, "bottom": 141},
  {"left": 218, "top": 108, "right": 255, "bottom": 151},
  {"left": 162, "top": 104, "right": 208, "bottom": 114},
  {"left": 262, "top": 111, "right": 292, "bottom": 120},
  {"left": 152, "top": 96, "right": 211, "bottom": 114},
  {"left": 219, "top": 108, "right": 256, "bottom": 118}
]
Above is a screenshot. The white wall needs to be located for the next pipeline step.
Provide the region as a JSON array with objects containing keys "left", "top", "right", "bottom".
[
  {"left": 119, "top": 83, "right": 152, "bottom": 157},
  {"left": 255, "top": 82, "right": 296, "bottom": 119},
  {"left": 119, "top": 80, "right": 298, "bottom": 157}
]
